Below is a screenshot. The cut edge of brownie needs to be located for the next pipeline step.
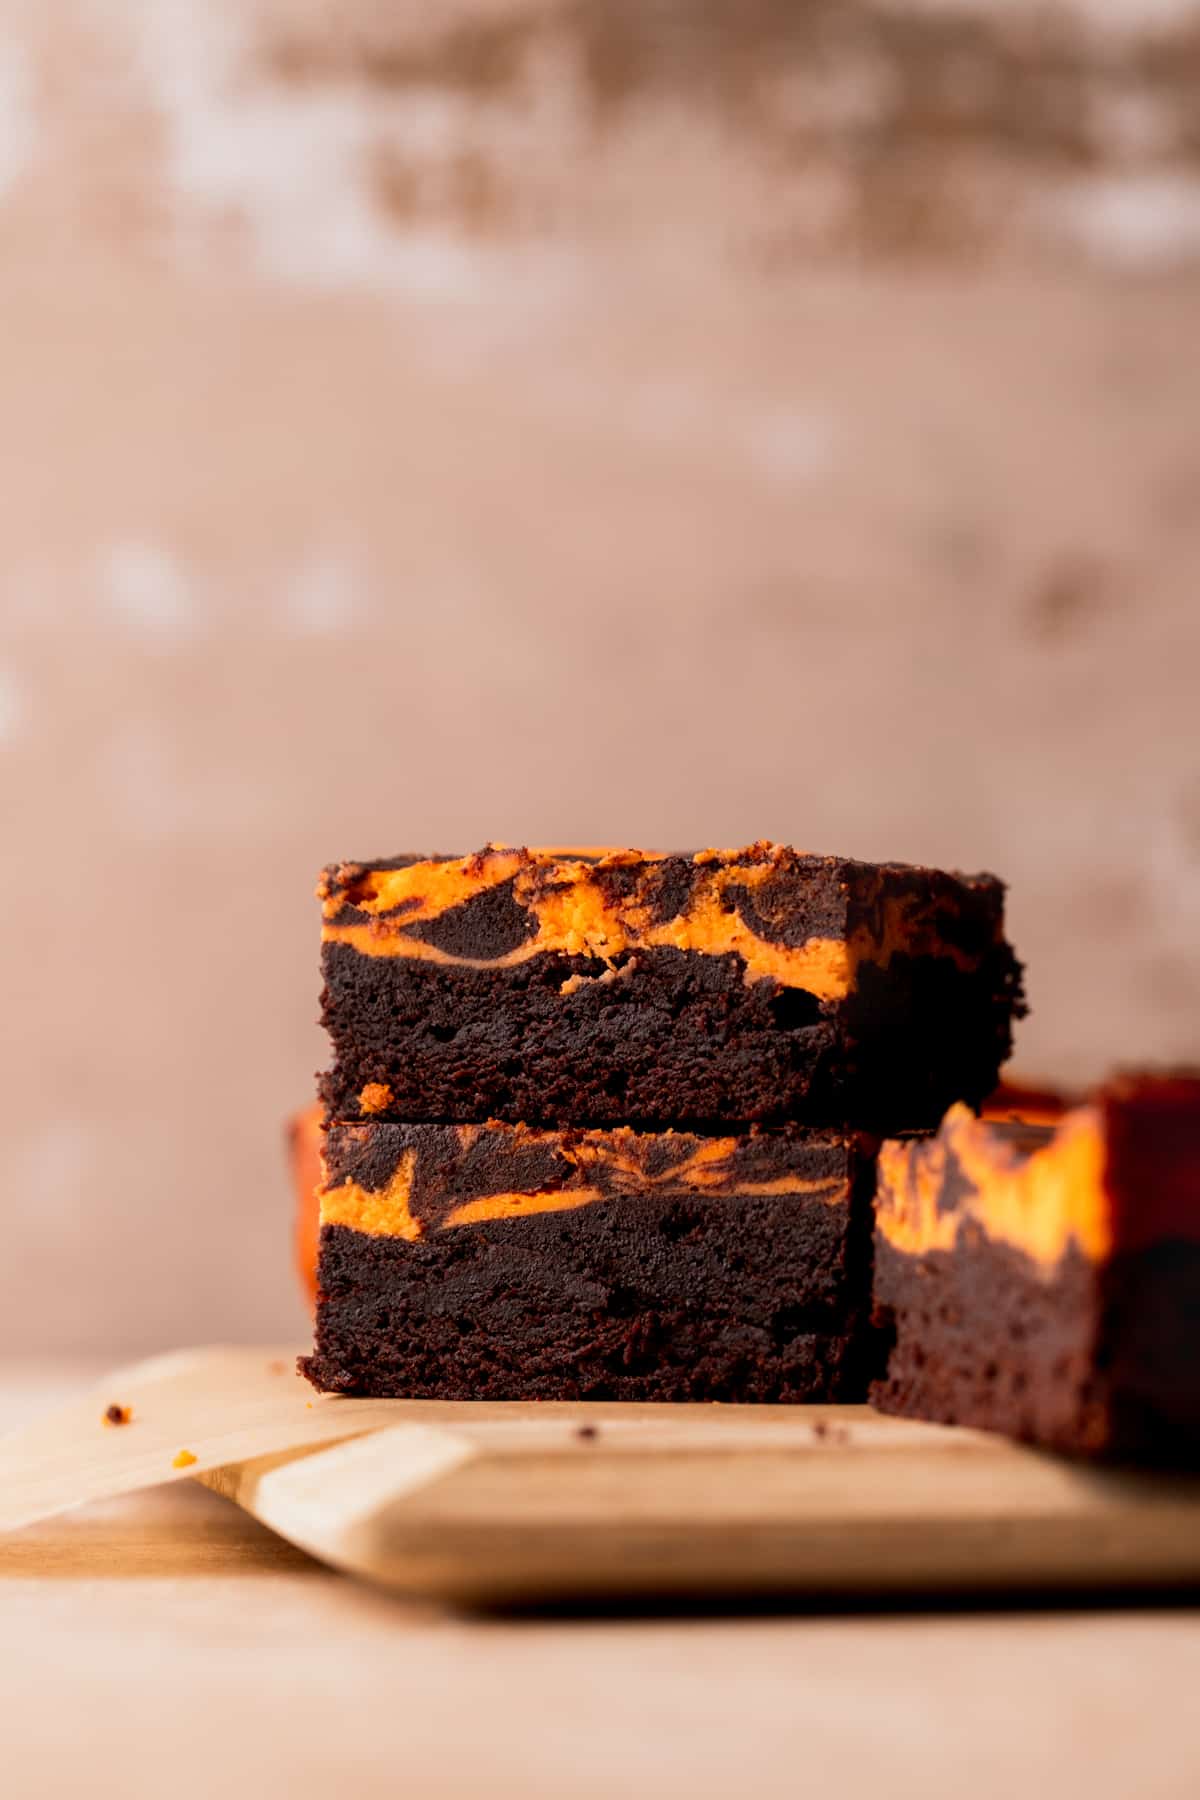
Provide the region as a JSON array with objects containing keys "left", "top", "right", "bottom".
[
  {"left": 318, "top": 937, "right": 1021, "bottom": 1130},
  {"left": 300, "top": 1216, "right": 885, "bottom": 1403}
]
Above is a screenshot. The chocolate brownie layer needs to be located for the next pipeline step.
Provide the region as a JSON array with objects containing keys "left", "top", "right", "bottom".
[
  {"left": 301, "top": 1119, "right": 882, "bottom": 1400},
  {"left": 871, "top": 1075, "right": 1200, "bottom": 1461},
  {"left": 317, "top": 843, "right": 1024, "bottom": 1129}
]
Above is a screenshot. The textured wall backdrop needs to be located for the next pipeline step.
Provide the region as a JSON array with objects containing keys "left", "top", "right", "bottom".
[{"left": 1, "top": 0, "right": 1199, "bottom": 1352}]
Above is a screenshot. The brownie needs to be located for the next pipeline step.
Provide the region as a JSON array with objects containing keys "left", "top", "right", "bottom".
[
  {"left": 871, "top": 1074, "right": 1200, "bottom": 1462},
  {"left": 316, "top": 843, "right": 1024, "bottom": 1131},
  {"left": 300, "top": 1118, "right": 884, "bottom": 1400}
]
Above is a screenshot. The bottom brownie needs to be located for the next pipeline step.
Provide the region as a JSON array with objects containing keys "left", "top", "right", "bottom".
[{"left": 301, "top": 1119, "right": 882, "bottom": 1401}]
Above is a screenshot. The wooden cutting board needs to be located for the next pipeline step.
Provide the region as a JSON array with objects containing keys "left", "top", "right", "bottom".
[{"left": 5, "top": 1347, "right": 1200, "bottom": 1606}]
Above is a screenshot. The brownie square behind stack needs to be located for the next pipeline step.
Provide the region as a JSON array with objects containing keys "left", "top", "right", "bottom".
[
  {"left": 302, "top": 842, "right": 1025, "bottom": 1401},
  {"left": 871, "top": 1073, "right": 1200, "bottom": 1460}
]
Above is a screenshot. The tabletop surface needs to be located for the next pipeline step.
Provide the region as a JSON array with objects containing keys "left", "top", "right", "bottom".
[{"left": 4, "top": 1360, "right": 1200, "bottom": 1800}]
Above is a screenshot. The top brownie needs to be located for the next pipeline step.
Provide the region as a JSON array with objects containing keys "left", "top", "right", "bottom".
[{"left": 317, "top": 842, "right": 1024, "bottom": 1131}]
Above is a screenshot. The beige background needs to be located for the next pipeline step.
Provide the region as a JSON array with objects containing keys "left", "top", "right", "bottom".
[{"left": 1, "top": 0, "right": 1199, "bottom": 1353}]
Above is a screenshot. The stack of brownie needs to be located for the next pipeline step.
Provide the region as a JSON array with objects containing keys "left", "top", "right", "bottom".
[{"left": 301, "top": 843, "right": 1024, "bottom": 1402}]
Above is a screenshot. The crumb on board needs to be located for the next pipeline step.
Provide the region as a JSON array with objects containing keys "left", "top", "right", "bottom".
[
  {"left": 575, "top": 1424, "right": 599, "bottom": 1441},
  {"left": 810, "top": 1418, "right": 850, "bottom": 1445},
  {"left": 102, "top": 1404, "right": 132, "bottom": 1427},
  {"left": 172, "top": 1448, "right": 198, "bottom": 1469}
]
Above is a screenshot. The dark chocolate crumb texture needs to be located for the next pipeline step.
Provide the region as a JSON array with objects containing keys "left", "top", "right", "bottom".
[
  {"left": 317, "top": 843, "right": 1024, "bottom": 1131},
  {"left": 871, "top": 1073, "right": 1200, "bottom": 1462},
  {"left": 300, "top": 1118, "right": 883, "bottom": 1401}
]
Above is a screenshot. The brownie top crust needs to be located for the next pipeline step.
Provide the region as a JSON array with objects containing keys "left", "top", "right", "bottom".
[
  {"left": 319, "top": 1118, "right": 870, "bottom": 1242},
  {"left": 318, "top": 842, "right": 1009, "bottom": 1001},
  {"left": 876, "top": 1073, "right": 1200, "bottom": 1274}
]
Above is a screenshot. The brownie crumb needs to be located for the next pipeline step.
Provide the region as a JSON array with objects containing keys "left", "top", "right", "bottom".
[
  {"left": 575, "top": 1423, "right": 599, "bottom": 1441},
  {"left": 172, "top": 1448, "right": 198, "bottom": 1469},
  {"left": 102, "top": 1404, "right": 132, "bottom": 1427},
  {"left": 810, "top": 1418, "right": 849, "bottom": 1444}
]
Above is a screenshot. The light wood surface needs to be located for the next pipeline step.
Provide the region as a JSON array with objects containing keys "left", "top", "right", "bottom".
[
  {"left": 205, "top": 1401, "right": 1200, "bottom": 1607},
  {"left": 9, "top": 1347, "right": 1200, "bottom": 1606},
  {"left": 4, "top": 1362, "right": 1200, "bottom": 1800},
  {"left": 0, "top": 1344, "right": 410, "bottom": 1532}
]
